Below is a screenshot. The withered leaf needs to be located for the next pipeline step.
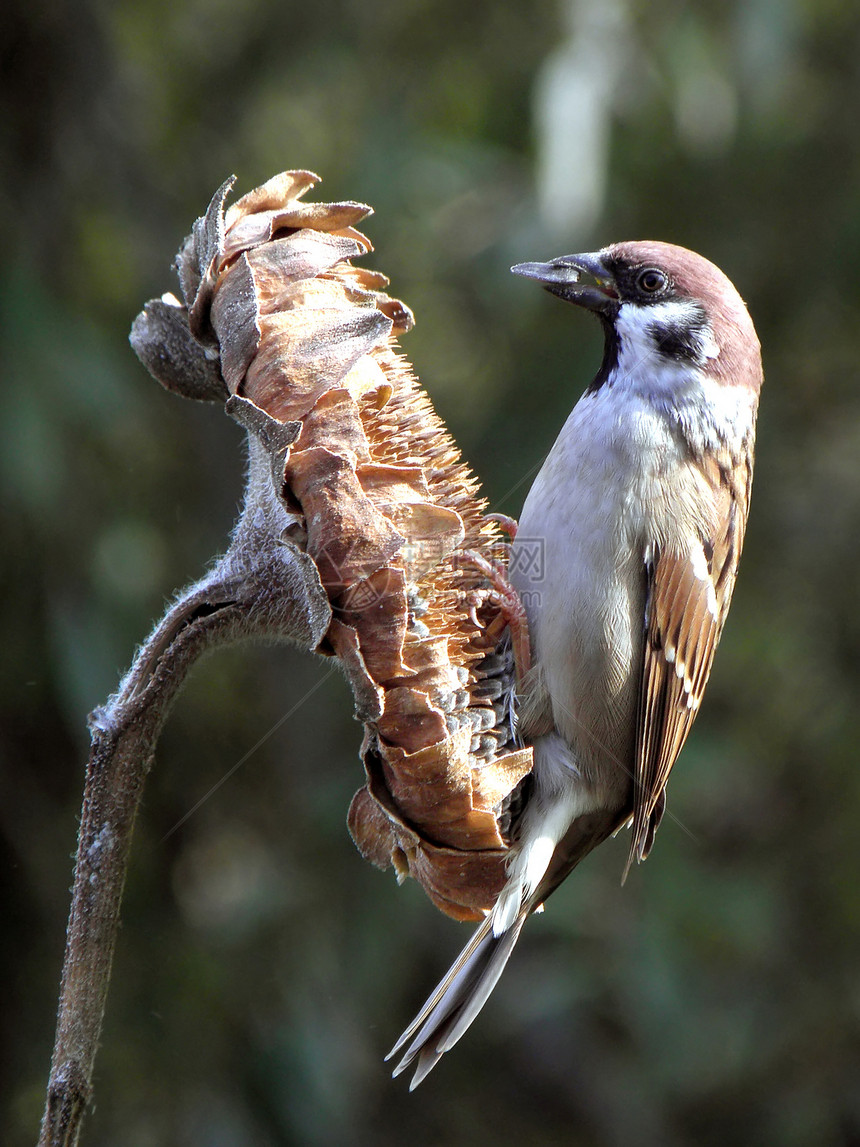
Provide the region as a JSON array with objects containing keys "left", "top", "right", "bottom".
[{"left": 129, "top": 297, "right": 228, "bottom": 403}]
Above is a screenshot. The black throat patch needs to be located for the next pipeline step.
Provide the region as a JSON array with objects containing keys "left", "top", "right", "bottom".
[{"left": 585, "top": 310, "right": 622, "bottom": 395}]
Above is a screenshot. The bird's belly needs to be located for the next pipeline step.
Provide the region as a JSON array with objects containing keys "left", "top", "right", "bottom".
[{"left": 520, "top": 521, "right": 642, "bottom": 775}]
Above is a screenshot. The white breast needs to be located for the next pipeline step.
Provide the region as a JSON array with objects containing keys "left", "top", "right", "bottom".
[{"left": 509, "top": 381, "right": 706, "bottom": 778}]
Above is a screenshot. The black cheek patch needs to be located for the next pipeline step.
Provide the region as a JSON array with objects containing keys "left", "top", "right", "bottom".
[{"left": 647, "top": 306, "right": 710, "bottom": 365}]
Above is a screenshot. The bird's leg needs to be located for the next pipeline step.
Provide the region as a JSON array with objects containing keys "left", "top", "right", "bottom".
[{"left": 461, "top": 549, "right": 531, "bottom": 687}]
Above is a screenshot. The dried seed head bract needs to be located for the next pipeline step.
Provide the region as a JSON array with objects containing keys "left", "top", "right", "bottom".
[{"left": 131, "top": 171, "right": 533, "bottom": 921}]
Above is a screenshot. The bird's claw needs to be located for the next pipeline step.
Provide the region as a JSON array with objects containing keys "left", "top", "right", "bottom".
[
  {"left": 485, "top": 512, "right": 519, "bottom": 541},
  {"left": 460, "top": 549, "right": 531, "bottom": 685}
]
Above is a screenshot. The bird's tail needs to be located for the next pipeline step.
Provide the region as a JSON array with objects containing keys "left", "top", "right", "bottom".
[
  {"left": 387, "top": 771, "right": 629, "bottom": 1088},
  {"left": 387, "top": 909, "right": 528, "bottom": 1088}
]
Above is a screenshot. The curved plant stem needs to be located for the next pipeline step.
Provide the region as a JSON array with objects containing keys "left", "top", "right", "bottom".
[{"left": 39, "top": 497, "right": 331, "bottom": 1146}]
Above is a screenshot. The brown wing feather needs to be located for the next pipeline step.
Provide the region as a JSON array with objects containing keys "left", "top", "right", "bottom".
[{"left": 625, "top": 449, "right": 753, "bottom": 875}]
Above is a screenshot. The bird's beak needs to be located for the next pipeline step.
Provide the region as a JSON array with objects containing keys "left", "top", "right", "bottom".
[{"left": 511, "top": 253, "right": 619, "bottom": 313}]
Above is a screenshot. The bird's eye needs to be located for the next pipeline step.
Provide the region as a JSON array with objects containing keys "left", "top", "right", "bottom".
[{"left": 637, "top": 268, "right": 667, "bottom": 293}]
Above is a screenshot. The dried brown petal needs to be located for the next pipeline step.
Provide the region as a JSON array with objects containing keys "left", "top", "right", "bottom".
[{"left": 224, "top": 169, "right": 319, "bottom": 226}]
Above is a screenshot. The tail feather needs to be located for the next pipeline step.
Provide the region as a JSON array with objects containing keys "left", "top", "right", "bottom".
[
  {"left": 388, "top": 912, "right": 527, "bottom": 1088},
  {"left": 387, "top": 917, "right": 494, "bottom": 1061},
  {"left": 387, "top": 797, "right": 630, "bottom": 1088}
]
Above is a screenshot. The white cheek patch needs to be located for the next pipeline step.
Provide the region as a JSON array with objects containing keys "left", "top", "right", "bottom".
[
  {"left": 614, "top": 299, "right": 718, "bottom": 386},
  {"left": 638, "top": 299, "right": 714, "bottom": 338}
]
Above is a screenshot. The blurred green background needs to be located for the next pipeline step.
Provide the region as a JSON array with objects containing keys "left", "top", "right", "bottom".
[{"left": 4, "top": 1, "right": 860, "bottom": 1144}]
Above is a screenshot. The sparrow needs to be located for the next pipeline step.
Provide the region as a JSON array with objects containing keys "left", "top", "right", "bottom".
[{"left": 388, "top": 241, "right": 762, "bottom": 1087}]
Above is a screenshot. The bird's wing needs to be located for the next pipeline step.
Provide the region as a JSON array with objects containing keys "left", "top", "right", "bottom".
[{"left": 626, "top": 450, "right": 753, "bottom": 875}]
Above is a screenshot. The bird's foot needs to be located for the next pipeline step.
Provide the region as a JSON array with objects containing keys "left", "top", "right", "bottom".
[{"left": 461, "top": 549, "right": 531, "bottom": 686}]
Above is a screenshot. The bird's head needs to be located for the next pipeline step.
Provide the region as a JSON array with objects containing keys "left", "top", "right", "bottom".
[{"left": 512, "top": 241, "right": 762, "bottom": 401}]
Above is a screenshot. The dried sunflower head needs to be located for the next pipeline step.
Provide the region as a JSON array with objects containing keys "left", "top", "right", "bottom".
[{"left": 131, "top": 172, "right": 533, "bottom": 921}]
